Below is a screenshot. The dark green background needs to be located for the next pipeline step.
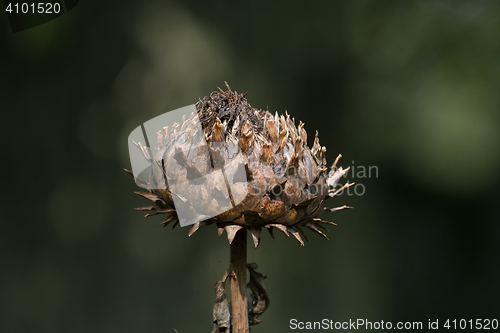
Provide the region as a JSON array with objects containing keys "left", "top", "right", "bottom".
[{"left": 1, "top": 1, "right": 499, "bottom": 332}]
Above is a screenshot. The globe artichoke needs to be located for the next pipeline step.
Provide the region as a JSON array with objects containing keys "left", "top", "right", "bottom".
[{"left": 126, "top": 84, "right": 352, "bottom": 247}]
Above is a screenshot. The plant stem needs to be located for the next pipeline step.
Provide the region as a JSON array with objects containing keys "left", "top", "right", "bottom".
[{"left": 229, "top": 229, "right": 249, "bottom": 332}]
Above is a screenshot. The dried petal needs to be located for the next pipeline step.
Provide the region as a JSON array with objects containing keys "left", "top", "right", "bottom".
[
  {"left": 250, "top": 227, "right": 262, "bottom": 248},
  {"left": 225, "top": 225, "right": 243, "bottom": 244}
]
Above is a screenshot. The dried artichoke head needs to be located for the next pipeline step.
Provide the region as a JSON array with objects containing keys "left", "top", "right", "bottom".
[{"left": 126, "top": 84, "right": 352, "bottom": 247}]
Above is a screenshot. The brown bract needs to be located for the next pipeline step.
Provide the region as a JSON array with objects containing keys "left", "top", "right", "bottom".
[{"left": 126, "top": 84, "right": 352, "bottom": 247}]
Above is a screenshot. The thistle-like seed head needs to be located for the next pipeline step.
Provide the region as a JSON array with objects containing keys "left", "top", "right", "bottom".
[{"left": 126, "top": 84, "right": 352, "bottom": 247}]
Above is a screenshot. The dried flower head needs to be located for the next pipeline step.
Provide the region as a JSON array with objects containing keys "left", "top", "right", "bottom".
[{"left": 126, "top": 84, "right": 352, "bottom": 247}]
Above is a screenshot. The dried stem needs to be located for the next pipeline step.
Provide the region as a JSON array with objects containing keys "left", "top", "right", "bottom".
[{"left": 229, "top": 229, "right": 249, "bottom": 332}]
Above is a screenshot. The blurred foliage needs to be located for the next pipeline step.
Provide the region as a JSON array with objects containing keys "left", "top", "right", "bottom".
[{"left": 1, "top": 0, "right": 500, "bottom": 332}]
